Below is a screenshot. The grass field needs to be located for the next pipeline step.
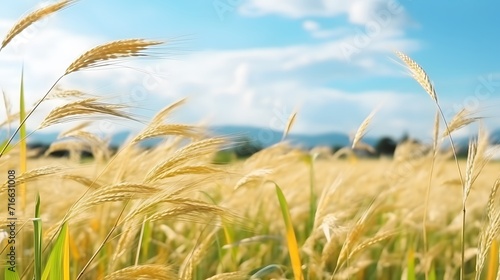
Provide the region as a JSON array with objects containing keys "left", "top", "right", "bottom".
[
  {"left": 1, "top": 1, "right": 500, "bottom": 279},
  {"left": 1, "top": 142, "right": 500, "bottom": 279}
]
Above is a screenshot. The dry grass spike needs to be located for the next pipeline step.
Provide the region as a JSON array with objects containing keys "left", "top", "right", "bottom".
[
  {"left": 395, "top": 51, "right": 437, "bottom": 102},
  {"left": 65, "top": 39, "right": 163, "bottom": 75},
  {"left": 1, "top": 0, "right": 76, "bottom": 50}
]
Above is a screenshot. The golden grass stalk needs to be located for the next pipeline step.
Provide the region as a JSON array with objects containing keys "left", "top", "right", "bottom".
[
  {"left": 39, "top": 98, "right": 133, "bottom": 128},
  {"left": 150, "top": 165, "right": 224, "bottom": 180},
  {"left": 395, "top": 51, "right": 437, "bottom": 102},
  {"left": 282, "top": 111, "right": 297, "bottom": 141},
  {"left": 180, "top": 228, "right": 218, "bottom": 280},
  {"left": 60, "top": 130, "right": 111, "bottom": 162},
  {"left": 463, "top": 140, "right": 478, "bottom": 205},
  {"left": 35, "top": 87, "right": 88, "bottom": 105},
  {"left": 423, "top": 109, "right": 441, "bottom": 280},
  {"left": 2, "top": 89, "right": 12, "bottom": 125},
  {"left": 348, "top": 231, "right": 396, "bottom": 260},
  {"left": 133, "top": 124, "right": 203, "bottom": 143},
  {"left": 73, "top": 183, "right": 161, "bottom": 212},
  {"left": 60, "top": 121, "right": 92, "bottom": 136},
  {"left": 443, "top": 108, "right": 480, "bottom": 137},
  {"left": 144, "top": 138, "right": 225, "bottom": 183},
  {"left": 1, "top": 38, "right": 162, "bottom": 160},
  {"left": 352, "top": 109, "right": 376, "bottom": 150},
  {"left": 62, "top": 174, "right": 102, "bottom": 189},
  {"left": 65, "top": 39, "right": 162, "bottom": 75},
  {"left": 0, "top": 0, "right": 76, "bottom": 51},
  {"left": 205, "top": 271, "right": 248, "bottom": 280},
  {"left": 396, "top": 50, "right": 468, "bottom": 279},
  {"left": 433, "top": 110, "right": 440, "bottom": 153},
  {"left": 471, "top": 126, "right": 492, "bottom": 186},
  {"left": 103, "top": 264, "right": 177, "bottom": 280},
  {"left": 111, "top": 217, "right": 142, "bottom": 268},
  {"left": 234, "top": 168, "right": 273, "bottom": 190},
  {"left": 0, "top": 166, "right": 62, "bottom": 195},
  {"left": 150, "top": 98, "right": 187, "bottom": 125},
  {"left": 146, "top": 201, "right": 228, "bottom": 223},
  {"left": 335, "top": 202, "right": 376, "bottom": 275},
  {"left": 476, "top": 179, "right": 500, "bottom": 279}
]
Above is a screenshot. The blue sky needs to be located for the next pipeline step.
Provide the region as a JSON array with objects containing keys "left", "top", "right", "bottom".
[{"left": 0, "top": 0, "right": 499, "bottom": 142}]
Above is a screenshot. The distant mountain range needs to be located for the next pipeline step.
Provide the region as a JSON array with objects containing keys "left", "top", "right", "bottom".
[
  {"left": 208, "top": 125, "right": 378, "bottom": 148},
  {"left": 4, "top": 126, "right": 500, "bottom": 149}
]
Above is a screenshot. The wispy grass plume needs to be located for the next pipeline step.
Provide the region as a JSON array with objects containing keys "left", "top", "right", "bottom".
[{"left": 0, "top": 0, "right": 76, "bottom": 51}]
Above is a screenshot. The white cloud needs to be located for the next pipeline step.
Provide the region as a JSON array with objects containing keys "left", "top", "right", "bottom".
[
  {"left": 5, "top": 6, "right": 492, "bottom": 141},
  {"left": 0, "top": 18, "right": 426, "bottom": 138},
  {"left": 240, "top": 0, "right": 411, "bottom": 27}
]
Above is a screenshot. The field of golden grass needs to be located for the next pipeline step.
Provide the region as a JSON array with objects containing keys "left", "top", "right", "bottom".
[
  {"left": 1, "top": 1, "right": 499, "bottom": 279},
  {"left": 1, "top": 141, "right": 500, "bottom": 279}
]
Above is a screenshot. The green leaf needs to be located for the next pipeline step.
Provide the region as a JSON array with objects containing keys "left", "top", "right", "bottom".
[
  {"left": 407, "top": 245, "right": 416, "bottom": 280},
  {"left": 42, "top": 222, "right": 70, "bottom": 280},
  {"left": 19, "top": 66, "right": 27, "bottom": 211},
  {"left": 34, "top": 193, "right": 42, "bottom": 280},
  {"left": 4, "top": 268, "right": 21, "bottom": 280},
  {"left": 275, "top": 183, "right": 304, "bottom": 280}
]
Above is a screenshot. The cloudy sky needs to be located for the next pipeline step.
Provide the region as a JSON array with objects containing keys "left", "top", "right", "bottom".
[{"left": 0, "top": 0, "right": 499, "bottom": 141}]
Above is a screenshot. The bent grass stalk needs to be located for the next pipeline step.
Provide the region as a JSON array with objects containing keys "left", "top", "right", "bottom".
[{"left": 395, "top": 51, "right": 466, "bottom": 279}]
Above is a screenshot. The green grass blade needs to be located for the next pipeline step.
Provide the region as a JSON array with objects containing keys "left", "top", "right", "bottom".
[
  {"left": 407, "top": 245, "right": 416, "bottom": 280},
  {"left": 429, "top": 262, "right": 436, "bottom": 280},
  {"left": 19, "top": 67, "right": 27, "bottom": 212},
  {"left": 42, "top": 222, "right": 70, "bottom": 280},
  {"left": 33, "top": 193, "right": 42, "bottom": 280},
  {"left": 140, "top": 218, "right": 152, "bottom": 263},
  {"left": 4, "top": 268, "right": 21, "bottom": 280},
  {"left": 275, "top": 183, "right": 304, "bottom": 280}
]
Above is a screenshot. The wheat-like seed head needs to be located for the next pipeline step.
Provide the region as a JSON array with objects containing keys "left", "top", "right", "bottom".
[
  {"left": 151, "top": 165, "right": 224, "bottom": 181},
  {"left": 352, "top": 110, "right": 376, "bottom": 149},
  {"left": 144, "top": 138, "right": 225, "bottom": 183},
  {"left": 348, "top": 231, "right": 396, "bottom": 260},
  {"left": 487, "top": 179, "right": 500, "bottom": 221},
  {"left": 180, "top": 229, "right": 218, "bottom": 280},
  {"left": 103, "top": 264, "right": 177, "bottom": 280},
  {"left": 205, "top": 272, "right": 249, "bottom": 280},
  {"left": 395, "top": 51, "right": 438, "bottom": 102},
  {"left": 65, "top": 39, "right": 162, "bottom": 75},
  {"left": 1, "top": 0, "right": 76, "bottom": 51},
  {"left": 111, "top": 216, "right": 144, "bottom": 267},
  {"left": 234, "top": 168, "right": 273, "bottom": 190},
  {"left": 62, "top": 174, "right": 102, "bottom": 189},
  {"left": 443, "top": 108, "right": 480, "bottom": 137},
  {"left": 133, "top": 124, "right": 203, "bottom": 143},
  {"left": 476, "top": 181, "right": 500, "bottom": 279},
  {"left": 39, "top": 98, "right": 133, "bottom": 128},
  {"left": 463, "top": 140, "right": 477, "bottom": 205},
  {"left": 282, "top": 111, "right": 297, "bottom": 141},
  {"left": 151, "top": 98, "right": 188, "bottom": 125},
  {"left": 0, "top": 166, "right": 62, "bottom": 194},
  {"left": 36, "top": 87, "right": 88, "bottom": 105}
]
